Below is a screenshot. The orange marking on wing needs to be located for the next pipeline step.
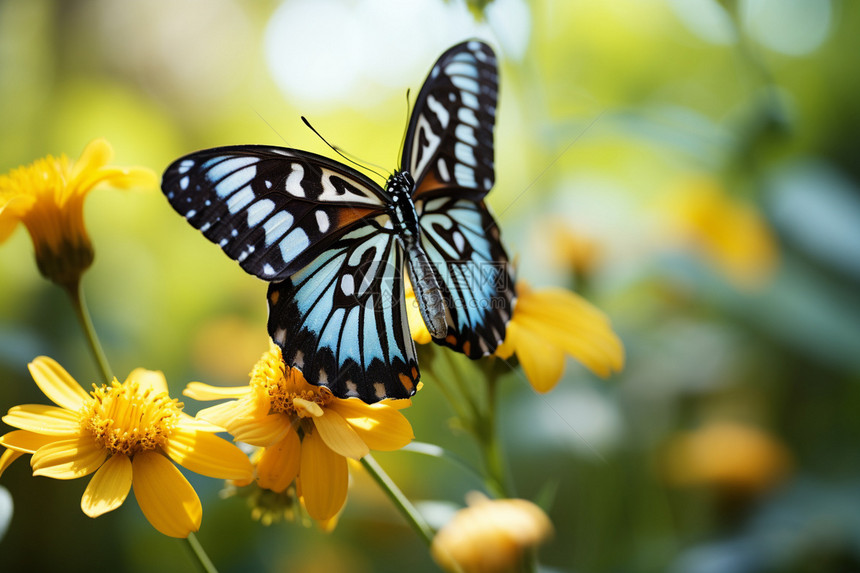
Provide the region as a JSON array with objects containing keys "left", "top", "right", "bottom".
[
  {"left": 462, "top": 341, "right": 471, "bottom": 356},
  {"left": 334, "top": 207, "right": 378, "bottom": 229},
  {"left": 270, "top": 290, "right": 280, "bottom": 305},
  {"left": 413, "top": 171, "right": 449, "bottom": 200},
  {"left": 445, "top": 335, "right": 458, "bottom": 345},
  {"left": 398, "top": 373, "right": 415, "bottom": 392},
  {"left": 411, "top": 366, "right": 419, "bottom": 379}
]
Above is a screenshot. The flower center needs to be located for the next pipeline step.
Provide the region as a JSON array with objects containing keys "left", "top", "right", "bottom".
[
  {"left": 81, "top": 380, "right": 182, "bottom": 456},
  {"left": 250, "top": 349, "right": 331, "bottom": 418}
]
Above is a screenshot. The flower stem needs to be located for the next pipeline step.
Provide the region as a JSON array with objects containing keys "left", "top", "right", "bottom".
[
  {"left": 184, "top": 532, "right": 218, "bottom": 573},
  {"left": 361, "top": 454, "right": 435, "bottom": 547},
  {"left": 66, "top": 280, "right": 113, "bottom": 384}
]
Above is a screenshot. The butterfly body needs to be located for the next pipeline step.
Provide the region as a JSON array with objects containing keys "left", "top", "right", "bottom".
[{"left": 162, "top": 40, "right": 515, "bottom": 403}]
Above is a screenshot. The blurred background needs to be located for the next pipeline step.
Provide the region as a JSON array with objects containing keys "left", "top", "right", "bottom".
[{"left": 2, "top": 0, "right": 860, "bottom": 571}]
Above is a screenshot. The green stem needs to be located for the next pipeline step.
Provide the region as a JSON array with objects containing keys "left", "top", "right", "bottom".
[
  {"left": 477, "top": 371, "right": 511, "bottom": 498},
  {"left": 184, "top": 533, "right": 218, "bottom": 573},
  {"left": 361, "top": 454, "right": 435, "bottom": 547},
  {"left": 66, "top": 280, "right": 113, "bottom": 384}
]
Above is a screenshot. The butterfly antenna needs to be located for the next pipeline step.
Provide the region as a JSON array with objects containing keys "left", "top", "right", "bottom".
[
  {"left": 397, "top": 88, "right": 412, "bottom": 167},
  {"left": 301, "top": 116, "right": 388, "bottom": 180}
]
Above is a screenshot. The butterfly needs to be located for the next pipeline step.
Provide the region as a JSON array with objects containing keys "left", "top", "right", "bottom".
[{"left": 161, "top": 40, "right": 515, "bottom": 403}]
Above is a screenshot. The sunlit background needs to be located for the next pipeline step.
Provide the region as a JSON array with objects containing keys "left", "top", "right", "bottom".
[{"left": 2, "top": 0, "right": 860, "bottom": 571}]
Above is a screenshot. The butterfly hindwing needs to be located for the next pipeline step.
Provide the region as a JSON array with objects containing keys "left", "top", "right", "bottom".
[
  {"left": 267, "top": 220, "right": 419, "bottom": 402},
  {"left": 418, "top": 196, "right": 515, "bottom": 358},
  {"left": 402, "top": 40, "right": 498, "bottom": 201},
  {"left": 162, "top": 145, "right": 388, "bottom": 281}
]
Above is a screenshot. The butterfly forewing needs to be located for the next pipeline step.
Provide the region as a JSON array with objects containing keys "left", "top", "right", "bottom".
[
  {"left": 267, "top": 220, "right": 419, "bottom": 402},
  {"left": 162, "top": 146, "right": 388, "bottom": 281},
  {"left": 402, "top": 41, "right": 498, "bottom": 201}
]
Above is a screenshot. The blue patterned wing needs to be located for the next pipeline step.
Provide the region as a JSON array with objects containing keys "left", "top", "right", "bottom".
[
  {"left": 418, "top": 197, "right": 515, "bottom": 358},
  {"left": 267, "top": 221, "right": 419, "bottom": 402},
  {"left": 162, "top": 145, "right": 388, "bottom": 281},
  {"left": 403, "top": 40, "right": 515, "bottom": 357},
  {"left": 402, "top": 40, "right": 498, "bottom": 202},
  {"left": 162, "top": 146, "right": 418, "bottom": 401}
]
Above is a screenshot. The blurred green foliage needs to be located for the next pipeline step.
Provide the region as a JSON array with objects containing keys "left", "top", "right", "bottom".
[{"left": 2, "top": 1, "right": 860, "bottom": 572}]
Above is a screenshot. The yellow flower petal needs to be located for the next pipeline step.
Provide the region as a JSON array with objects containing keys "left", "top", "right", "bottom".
[
  {"left": 2, "top": 404, "right": 81, "bottom": 435},
  {"left": 0, "top": 196, "right": 31, "bottom": 243},
  {"left": 256, "top": 427, "right": 301, "bottom": 493},
  {"left": 195, "top": 396, "right": 262, "bottom": 431},
  {"left": 507, "top": 323, "right": 565, "bottom": 393},
  {"left": 81, "top": 454, "right": 132, "bottom": 517},
  {"left": 313, "top": 408, "right": 369, "bottom": 460},
  {"left": 31, "top": 435, "right": 106, "bottom": 479},
  {"left": 0, "top": 430, "right": 57, "bottom": 453},
  {"left": 0, "top": 448, "right": 24, "bottom": 477},
  {"left": 69, "top": 138, "right": 113, "bottom": 183},
  {"left": 125, "top": 368, "right": 168, "bottom": 395},
  {"left": 177, "top": 413, "right": 224, "bottom": 433},
  {"left": 293, "top": 397, "right": 324, "bottom": 418},
  {"left": 229, "top": 413, "right": 290, "bottom": 447},
  {"left": 299, "top": 429, "right": 348, "bottom": 522},
  {"left": 69, "top": 139, "right": 156, "bottom": 195},
  {"left": 183, "top": 382, "right": 252, "bottom": 401},
  {"left": 132, "top": 451, "right": 201, "bottom": 538},
  {"left": 328, "top": 399, "right": 414, "bottom": 451},
  {"left": 27, "top": 356, "right": 89, "bottom": 411},
  {"left": 162, "top": 426, "right": 253, "bottom": 481}
]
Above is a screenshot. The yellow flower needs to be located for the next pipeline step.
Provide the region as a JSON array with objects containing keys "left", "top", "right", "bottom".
[
  {"left": 0, "top": 357, "right": 253, "bottom": 538},
  {"left": 663, "top": 422, "right": 792, "bottom": 494},
  {"left": 0, "top": 138, "right": 156, "bottom": 289},
  {"left": 663, "top": 176, "right": 779, "bottom": 289},
  {"left": 184, "top": 343, "right": 414, "bottom": 524},
  {"left": 431, "top": 492, "right": 553, "bottom": 573},
  {"left": 495, "top": 281, "right": 624, "bottom": 393}
]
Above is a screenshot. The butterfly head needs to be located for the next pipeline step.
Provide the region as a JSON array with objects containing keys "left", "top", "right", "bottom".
[{"left": 386, "top": 170, "right": 415, "bottom": 196}]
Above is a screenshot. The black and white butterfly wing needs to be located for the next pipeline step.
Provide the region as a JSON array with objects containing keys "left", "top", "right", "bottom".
[
  {"left": 402, "top": 40, "right": 498, "bottom": 202},
  {"left": 403, "top": 40, "right": 515, "bottom": 357},
  {"left": 162, "top": 146, "right": 388, "bottom": 281},
  {"left": 418, "top": 197, "right": 515, "bottom": 358},
  {"left": 267, "top": 222, "right": 419, "bottom": 402},
  {"left": 162, "top": 146, "right": 418, "bottom": 402}
]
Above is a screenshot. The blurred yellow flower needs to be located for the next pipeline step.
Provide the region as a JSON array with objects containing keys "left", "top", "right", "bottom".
[
  {"left": 495, "top": 282, "right": 624, "bottom": 393},
  {"left": 663, "top": 421, "right": 792, "bottom": 494},
  {"left": 184, "top": 343, "right": 414, "bottom": 524},
  {"left": 431, "top": 492, "right": 553, "bottom": 573},
  {"left": 0, "top": 138, "right": 156, "bottom": 289},
  {"left": 549, "top": 221, "right": 602, "bottom": 278},
  {"left": 0, "top": 357, "right": 252, "bottom": 538},
  {"left": 664, "top": 177, "right": 778, "bottom": 289}
]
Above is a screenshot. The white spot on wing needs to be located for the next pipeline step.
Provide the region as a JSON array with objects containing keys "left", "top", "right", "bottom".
[
  {"left": 455, "top": 164, "right": 476, "bottom": 187},
  {"left": 273, "top": 327, "right": 286, "bottom": 345},
  {"left": 227, "top": 186, "right": 255, "bottom": 214},
  {"left": 451, "top": 75, "right": 479, "bottom": 94},
  {"left": 285, "top": 163, "right": 305, "bottom": 197},
  {"left": 247, "top": 199, "right": 275, "bottom": 227},
  {"left": 178, "top": 159, "right": 194, "bottom": 174},
  {"left": 279, "top": 227, "right": 310, "bottom": 263},
  {"left": 263, "top": 211, "right": 293, "bottom": 246},
  {"left": 455, "top": 142, "right": 477, "bottom": 167},
  {"left": 461, "top": 91, "right": 479, "bottom": 109},
  {"left": 456, "top": 124, "right": 477, "bottom": 146},
  {"left": 458, "top": 107, "right": 479, "bottom": 127},
  {"left": 437, "top": 159, "right": 450, "bottom": 182},
  {"left": 426, "top": 95, "right": 449, "bottom": 129},
  {"left": 341, "top": 274, "right": 355, "bottom": 296},
  {"left": 446, "top": 61, "right": 478, "bottom": 78},
  {"left": 315, "top": 210, "right": 330, "bottom": 233},
  {"left": 263, "top": 263, "right": 276, "bottom": 276},
  {"left": 180, "top": 176, "right": 189, "bottom": 190},
  {"left": 452, "top": 231, "right": 466, "bottom": 253}
]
